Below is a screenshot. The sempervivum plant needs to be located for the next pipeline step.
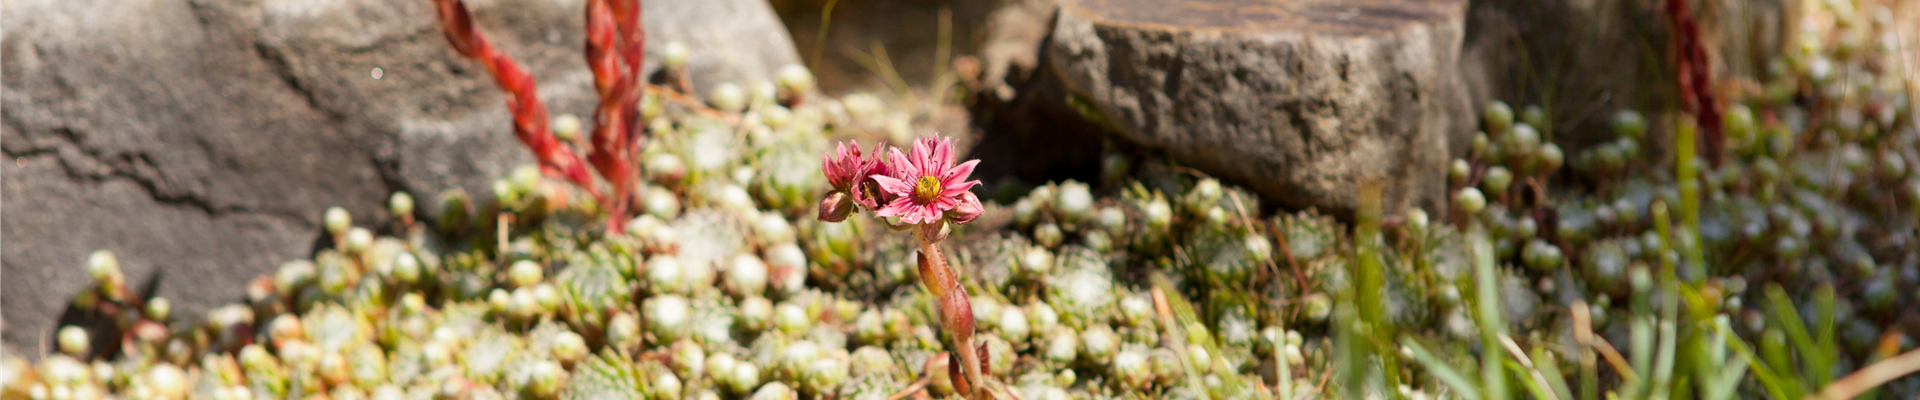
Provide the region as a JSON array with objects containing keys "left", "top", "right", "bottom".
[{"left": 816, "top": 135, "right": 994, "bottom": 399}]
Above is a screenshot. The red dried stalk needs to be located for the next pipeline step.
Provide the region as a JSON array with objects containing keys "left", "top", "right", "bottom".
[
  {"left": 431, "top": 0, "right": 599, "bottom": 195},
  {"left": 1667, "top": 0, "right": 1724, "bottom": 167},
  {"left": 433, "top": 0, "right": 652, "bottom": 233},
  {"left": 584, "top": 0, "right": 647, "bottom": 233}
]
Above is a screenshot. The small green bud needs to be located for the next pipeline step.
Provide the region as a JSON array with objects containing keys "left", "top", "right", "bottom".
[
  {"left": 388, "top": 191, "right": 415, "bottom": 220},
  {"left": 85, "top": 250, "right": 120, "bottom": 284},
  {"left": 525, "top": 360, "right": 564, "bottom": 398},
  {"left": 552, "top": 331, "right": 587, "bottom": 364},
  {"left": 1080, "top": 324, "right": 1119, "bottom": 365},
  {"left": 1118, "top": 295, "right": 1152, "bottom": 328},
  {"left": 488, "top": 289, "right": 512, "bottom": 316},
  {"left": 144, "top": 296, "right": 172, "bottom": 321},
  {"left": 710, "top": 83, "right": 747, "bottom": 113},
  {"left": 651, "top": 369, "right": 683, "bottom": 400},
  {"left": 748, "top": 381, "right": 792, "bottom": 400},
  {"left": 552, "top": 114, "right": 582, "bottom": 142},
  {"left": 1033, "top": 223, "right": 1063, "bottom": 249},
  {"left": 507, "top": 260, "right": 543, "bottom": 289},
  {"left": 1018, "top": 246, "right": 1053, "bottom": 279},
  {"left": 1521, "top": 105, "right": 1548, "bottom": 129},
  {"left": 532, "top": 284, "right": 560, "bottom": 313},
  {"left": 1482, "top": 101, "right": 1514, "bottom": 134},
  {"left": 609, "top": 311, "right": 642, "bottom": 348},
  {"left": 647, "top": 295, "right": 693, "bottom": 343},
  {"left": 726, "top": 254, "right": 770, "bottom": 298},
  {"left": 392, "top": 252, "right": 421, "bottom": 284},
  {"left": 1056, "top": 181, "right": 1095, "bottom": 224},
  {"left": 800, "top": 357, "right": 847, "bottom": 396},
  {"left": 1459, "top": 187, "right": 1489, "bottom": 215},
  {"left": 1538, "top": 143, "right": 1565, "bottom": 173},
  {"left": 509, "top": 287, "right": 540, "bottom": 320},
  {"left": 737, "top": 296, "right": 775, "bottom": 333},
  {"left": 663, "top": 42, "right": 689, "bottom": 71},
  {"left": 1111, "top": 346, "right": 1152, "bottom": 389},
  {"left": 1449, "top": 159, "right": 1471, "bottom": 186},
  {"left": 775, "top": 64, "right": 815, "bottom": 103},
  {"left": 1481, "top": 166, "right": 1512, "bottom": 197},
  {"left": 56, "top": 326, "right": 88, "bottom": 357},
  {"left": 774, "top": 303, "right": 809, "bottom": 336},
  {"left": 669, "top": 340, "right": 705, "bottom": 380},
  {"left": 324, "top": 207, "right": 352, "bottom": 237},
  {"left": 343, "top": 228, "right": 373, "bottom": 255},
  {"left": 1612, "top": 110, "right": 1647, "bottom": 140},
  {"left": 998, "top": 307, "right": 1031, "bottom": 343}
]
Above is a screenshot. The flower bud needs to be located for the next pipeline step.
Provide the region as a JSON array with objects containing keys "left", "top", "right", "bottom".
[
  {"left": 145, "top": 297, "right": 172, "bottom": 321},
  {"left": 1449, "top": 159, "right": 1471, "bottom": 186},
  {"left": 551, "top": 331, "right": 587, "bottom": 364},
  {"left": 774, "top": 302, "right": 809, "bottom": 335},
  {"left": 946, "top": 192, "right": 984, "bottom": 225},
  {"left": 726, "top": 254, "right": 771, "bottom": 299},
  {"left": 389, "top": 191, "right": 415, "bottom": 221},
  {"left": 392, "top": 252, "right": 421, "bottom": 284},
  {"left": 1455, "top": 188, "right": 1486, "bottom": 215},
  {"left": 343, "top": 228, "right": 373, "bottom": 255},
  {"left": 86, "top": 250, "right": 121, "bottom": 285},
  {"left": 775, "top": 64, "right": 815, "bottom": 105},
  {"left": 647, "top": 295, "right": 693, "bottom": 343},
  {"left": 507, "top": 260, "right": 543, "bottom": 288},
  {"left": 710, "top": 83, "right": 747, "bottom": 113},
  {"left": 552, "top": 114, "right": 582, "bottom": 142},
  {"left": 1483, "top": 101, "right": 1514, "bottom": 134},
  {"left": 1033, "top": 223, "right": 1063, "bottom": 249},
  {"left": 817, "top": 192, "right": 854, "bottom": 222},
  {"left": 737, "top": 296, "right": 773, "bottom": 332},
  {"left": 663, "top": 42, "right": 689, "bottom": 71},
  {"left": 56, "top": 326, "right": 88, "bottom": 357},
  {"left": 324, "top": 207, "right": 352, "bottom": 237}
]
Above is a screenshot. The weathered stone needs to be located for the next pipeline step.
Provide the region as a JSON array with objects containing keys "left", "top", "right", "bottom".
[
  {"left": 1046, "top": 0, "right": 1473, "bottom": 217},
  {"left": 1, "top": 0, "right": 799, "bottom": 353}
]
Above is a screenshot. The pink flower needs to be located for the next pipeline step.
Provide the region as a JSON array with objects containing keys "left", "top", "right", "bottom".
[
  {"left": 850, "top": 142, "right": 893, "bottom": 210},
  {"left": 871, "top": 136, "right": 981, "bottom": 226},
  {"left": 821, "top": 141, "right": 864, "bottom": 193}
]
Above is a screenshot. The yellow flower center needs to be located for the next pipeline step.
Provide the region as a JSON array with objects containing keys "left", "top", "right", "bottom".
[{"left": 915, "top": 175, "right": 943, "bottom": 201}]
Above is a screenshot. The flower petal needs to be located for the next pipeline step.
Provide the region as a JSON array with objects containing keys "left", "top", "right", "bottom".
[
  {"left": 870, "top": 174, "right": 915, "bottom": 197},
  {"left": 931, "top": 137, "right": 954, "bottom": 170},
  {"left": 887, "top": 147, "right": 917, "bottom": 180},
  {"left": 906, "top": 203, "right": 945, "bottom": 225},
  {"left": 873, "top": 196, "right": 915, "bottom": 218},
  {"left": 910, "top": 138, "right": 933, "bottom": 174},
  {"left": 939, "top": 180, "right": 980, "bottom": 199},
  {"left": 941, "top": 160, "right": 980, "bottom": 187}
]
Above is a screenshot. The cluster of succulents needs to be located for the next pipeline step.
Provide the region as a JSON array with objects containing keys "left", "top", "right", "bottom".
[{"left": 9, "top": 0, "right": 1920, "bottom": 399}]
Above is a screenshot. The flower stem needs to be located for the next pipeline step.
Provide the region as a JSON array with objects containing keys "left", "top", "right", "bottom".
[{"left": 916, "top": 230, "right": 985, "bottom": 399}]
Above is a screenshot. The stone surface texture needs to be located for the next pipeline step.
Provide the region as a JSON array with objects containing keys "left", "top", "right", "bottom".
[
  {"left": 2, "top": 0, "right": 799, "bottom": 353},
  {"left": 1045, "top": 0, "right": 1474, "bottom": 217}
]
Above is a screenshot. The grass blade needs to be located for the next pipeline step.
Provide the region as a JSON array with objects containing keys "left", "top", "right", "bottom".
[
  {"left": 1402, "top": 337, "right": 1483, "bottom": 400},
  {"left": 1469, "top": 226, "right": 1510, "bottom": 400}
]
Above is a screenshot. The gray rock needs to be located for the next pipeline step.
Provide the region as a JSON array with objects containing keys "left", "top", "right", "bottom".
[
  {"left": 1, "top": 0, "right": 799, "bottom": 353},
  {"left": 1045, "top": 0, "right": 1473, "bottom": 217}
]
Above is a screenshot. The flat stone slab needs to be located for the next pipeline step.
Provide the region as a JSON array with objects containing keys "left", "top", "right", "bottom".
[{"left": 1047, "top": 0, "right": 1473, "bottom": 217}]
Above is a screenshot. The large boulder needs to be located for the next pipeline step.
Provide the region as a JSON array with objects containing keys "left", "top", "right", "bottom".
[
  {"left": 1, "top": 0, "right": 801, "bottom": 353},
  {"left": 1045, "top": 0, "right": 1474, "bottom": 217}
]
